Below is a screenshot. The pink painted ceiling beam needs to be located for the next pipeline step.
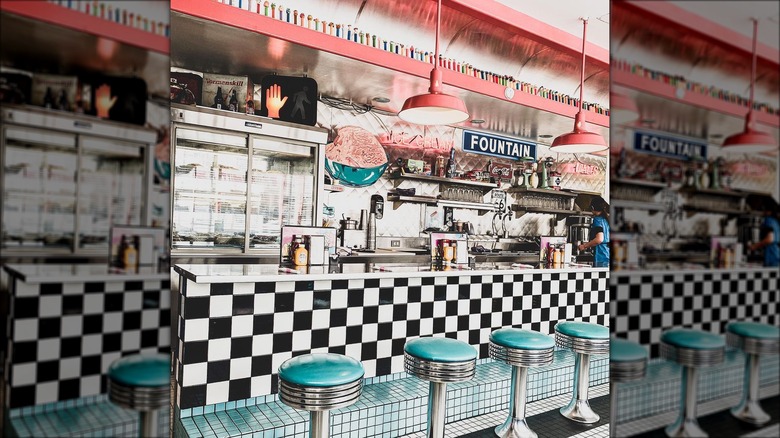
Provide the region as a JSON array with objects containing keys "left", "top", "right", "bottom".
[
  {"left": 442, "top": 0, "right": 610, "bottom": 68},
  {"left": 0, "top": 0, "right": 169, "bottom": 54},
  {"left": 171, "top": 0, "right": 609, "bottom": 128},
  {"left": 620, "top": 1, "right": 779, "bottom": 66}
]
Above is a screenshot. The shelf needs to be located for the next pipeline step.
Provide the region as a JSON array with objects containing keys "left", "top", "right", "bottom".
[
  {"left": 437, "top": 199, "right": 497, "bottom": 213},
  {"left": 0, "top": 1, "right": 169, "bottom": 54},
  {"left": 611, "top": 177, "right": 668, "bottom": 189},
  {"left": 505, "top": 187, "right": 578, "bottom": 197},
  {"left": 677, "top": 187, "right": 747, "bottom": 198},
  {"left": 387, "top": 194, "right": 438, "bottom": 209},
  {"left": 390, "top": 172, "right": 499, "bottom": 191},
  {"left": 387, "top": 193, "right": 495, "bottom": 215},
  {"left": 612, "top": 70, "right": 780, "bottom": 129},
  {"left": 611, "top": 199, "right": 665, "bottom": 213},
  {"left": 510, "top": 205, "right": 580, "bottom": 220},
  {"left": 682, "top": 205, "right": 744, "bottom": 217}
]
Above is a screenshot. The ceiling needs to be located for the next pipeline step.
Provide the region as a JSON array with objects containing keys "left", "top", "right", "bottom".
[
  {"left": 172, "top": 0, "right": 611, "bottom": 145},
  {"left": 611, "top": 1, "right": 780, "bottom": 151},
  {"left": 496, "top": 0, "right": 610, "bottom": 50},
  {"left": 670, "top": 1, "right": 780, "bottom": 50}
]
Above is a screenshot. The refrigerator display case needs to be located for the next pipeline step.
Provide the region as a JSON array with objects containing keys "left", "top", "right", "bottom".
[
  {"left": 170, "top": 105, "right": 327, "bottom": 256},
  {"left": 1, "top": 105, "right": 157, "bottom": 258}
]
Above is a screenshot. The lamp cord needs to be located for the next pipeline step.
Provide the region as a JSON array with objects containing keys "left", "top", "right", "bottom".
[
  {"left": 578, "top": 18, "right": 587, "bottom": 114},
  {"left": 435, "top": 0, "right": 442, "bottom": 66},
  {"left": 748, "top": 18, "right": 757, "bottom": 117}
]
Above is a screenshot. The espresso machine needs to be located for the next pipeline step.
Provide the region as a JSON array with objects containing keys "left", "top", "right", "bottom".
[
  {"left": 566, "top": 215, "right": 594, "bottom": 262},
  {"left": 737, "top": 215, "right": 764, "bottom": 262}
]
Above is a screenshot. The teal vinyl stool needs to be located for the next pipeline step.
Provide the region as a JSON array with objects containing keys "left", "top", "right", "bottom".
[
  {"left": 554, "top": 321, "right": 609, "bottom": 424},
  {"left": 489, "top": 329, "right": 555, "bottom": 438},
  {"left": 278, "top": 353, "right": 364, "bottom": 438},
  {"left": 726, "top": 321, "right": 780, "bottom": 426},
  {"left": 610, "top": 338, "right": 648, "bottom": 438},
  {"left": 660, "top": 329, "right": 725, "bottom": 438},
  {"left": 405, "top": 337, "right": 477, "bottom": 438},
  {"left": 107, "top": 354, "right": 169, "bottom": 438}
]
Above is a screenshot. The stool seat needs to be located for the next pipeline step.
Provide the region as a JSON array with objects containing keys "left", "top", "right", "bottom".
[
  {"left": 727, "top": 322, "right": 779, "bottom": 356},
  {"left": 555, "top": 321, "right": 609, "bottom": 340},
  {"left": 108, "top": 354, "right": 169, "bottom": 388},
  {"left": 278, "top": 353, "right": 365, "bottom": 387},
  {"left": 611, "top": 338, "right": 648, "bottom": 363},
  {"left": 404, "top": 337, "right": 478, "bottom": 363},
  {"left": 490, "top": 328, "right": 555, "bottom": 350},
  {"left": 555, "top": 321, "right": 609, "bottom": 356},
  {"left": 610, "top": 338, "right": 647, "bottom": 382},
  {"left": 727, "top": 321, "right": 779, "bottom": 339},
  {"left": 490, "top": 329, "right": 554, "bottom": 368},
  {"left": 661, "top": 329, "right": 726, "bottom": 350}
]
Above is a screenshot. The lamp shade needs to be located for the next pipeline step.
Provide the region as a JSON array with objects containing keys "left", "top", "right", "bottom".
[
  {"left": 550, "top": 111, "right": 608, "bottom": 153},
  {"left": 398, "top": 92, "right": 469, "bottom": 126},
  {"left": 721, "top": 127, "right": 777, "bottom": 153}
]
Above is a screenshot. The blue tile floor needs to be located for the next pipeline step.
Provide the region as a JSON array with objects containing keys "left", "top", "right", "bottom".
[
  {"left": 6, "top": 394, "right": 170, "bottom": 438},
  {"left": 176, "top": 351, "right": 609, "bottom": 438}
]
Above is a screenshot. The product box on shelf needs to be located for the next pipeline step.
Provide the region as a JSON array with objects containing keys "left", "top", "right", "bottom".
[
  {"left": 0, "top": 67, "right": 32, "bottom": 105},
  {"left": 31, "top": 74, "right": 79, "bottom": 111},
  {"left": 171, "top": 68, "right": 203, "bottom": 106},
  {"left": 202, "top": 73, "right": 252, "bottom": 114}
]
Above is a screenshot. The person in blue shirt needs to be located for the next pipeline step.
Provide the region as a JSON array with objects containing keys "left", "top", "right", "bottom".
[
  {"left": 749, "top": 204, "right": 779, "bottom": 267},
  {"left": 578, "top": 198, "right": 610, "bottom": 268}
]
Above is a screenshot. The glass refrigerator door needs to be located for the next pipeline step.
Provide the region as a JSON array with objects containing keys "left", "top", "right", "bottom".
[
  {"left": 173, "top": 128, "right": 248, "bottom": 250},
  {"left": 248, "top": 137, "right": 316, "bottom": 250},
  {"left": 2, "top": 126, "right": 78, "bottom": 250},
  {"left": 78, "top": 136, "right": 146, "bottom": 251}
]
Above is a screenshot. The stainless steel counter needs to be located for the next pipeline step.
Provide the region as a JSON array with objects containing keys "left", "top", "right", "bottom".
[{"left": 173, "top": 261, "right": 605, "bottom": 284}]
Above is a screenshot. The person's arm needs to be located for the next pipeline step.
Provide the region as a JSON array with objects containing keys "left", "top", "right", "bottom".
[
  {"left": 750, "top": 230, "right": 775, "bottom": 251},
  {"left": 579, "top": 232, "right": 604, "bottom": 250}
]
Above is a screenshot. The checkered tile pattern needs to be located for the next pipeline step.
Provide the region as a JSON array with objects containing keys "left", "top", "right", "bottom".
[
  {"left": 610, "top": 269, "right": 779, "bottom": 358},
  {"left": 173, "top": 271, "right": 609, "bottom": 410},
  {"left": 4, "top": 277, "right": 171, "bottom": 409}
]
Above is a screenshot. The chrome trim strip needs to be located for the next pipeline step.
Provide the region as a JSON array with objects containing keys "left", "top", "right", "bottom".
[
  {"left": 489, "top": 342, "right": 554, "bottom": 367},
  {"left": 727, "top": 332, "right": 780, "bottom": 356},
  {"left": 555, "top": 331, "right": 610, "bottom": 355},
  {"left": 660, "top": 342, "right": 725, "bottom": 367},
  {"left": 404, "top": 354, "right": 476, "bottom": 383},
  {"left": 278, "top": 378, "right": 363, "bottom": 411}
]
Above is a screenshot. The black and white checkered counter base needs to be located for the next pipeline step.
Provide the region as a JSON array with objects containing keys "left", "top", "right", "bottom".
[
  {"left": 609, "top": 267, "right": 779, "bottom": 435},
  {"left": 2, "top": 264, "right": 171, "bottom": 410},
  {"left": 171, "top": 265, "right": 609, "bottom": 413},
  {"left": 611, "top": 267, "right": 779, "bottom": 357}
]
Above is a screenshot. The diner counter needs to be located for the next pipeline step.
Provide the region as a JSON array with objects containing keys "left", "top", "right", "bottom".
[
  {"left": 173, "top": 261, "right": 606, "bottom": 284},
  {"left": 3, "top": 263, "right": 170, "bottom": 284},
  {"left": 171, "top": 261, "right": 609, "bottom": 411}
]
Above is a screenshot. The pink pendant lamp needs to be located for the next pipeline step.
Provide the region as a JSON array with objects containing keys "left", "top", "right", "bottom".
[
  {"left": 722, "top": 19, "right": 777, "bottom": 153},
  {"left": 550, "top": 18, "right": 608, "bottom": 153},
  {"left": 398, "top": 0, "right": 469, "bottom": 125}
]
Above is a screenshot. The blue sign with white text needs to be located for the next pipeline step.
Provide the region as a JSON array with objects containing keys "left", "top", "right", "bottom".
[
  {"left": 633, "top": 131, "right": 707, "bottom": 161},
  {"left": 462, "top": 130, "right": 536, "bottom": 161}
]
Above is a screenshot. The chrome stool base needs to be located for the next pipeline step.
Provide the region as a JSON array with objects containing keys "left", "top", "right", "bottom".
[
  {"left": 560, "top": 352, "right": 599, "bottom": 424},
  {"left": 731, "top": 400, "right": 770, "bottom": 426},
  {"left": 495, "top": 417, "right": 537, "bottom": 438},
  {"left": 665, "top": 418, "right": 708, "bottom": 438}
]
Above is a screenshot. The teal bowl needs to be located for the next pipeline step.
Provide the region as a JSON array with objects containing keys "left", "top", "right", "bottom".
[{"left": 325, "top": 158, "right": 388, "bottom": 188}]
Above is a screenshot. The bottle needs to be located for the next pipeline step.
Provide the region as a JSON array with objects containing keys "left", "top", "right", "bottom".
[
  {"left": 43, "top": 87, "right": 55, "bottom": 109},
  {"left": 214, "top": 86, "right": 224, "bottom": 110},
  {"left": 228, "top": 89, "right": 239, "bottom": 112},
  {"left": 57, "top": 89, "right": 69, "bottom": 111},
  {"left": 122, "top": 239, "right": 138, "bottom": 272},
  {"left": 117, "top": 234, "right": 128, "bottom": 267},
  {"left": 246, "top": 99, "right": 255, "bottom": 115},
  {"left": 529, "top": 163, "right": 540, "bottom": 188},
  {"left": 293, "top": 236, "right": 309, "bottom": 266},
  {"left": 445, "top": 147, "right": 456, "bottom": 178},
  {"left": 553, "top": 245, "right": 562, "bottom": 264},
  {"left": 442, "top": 242, "right": 454, "bottom": 262}
]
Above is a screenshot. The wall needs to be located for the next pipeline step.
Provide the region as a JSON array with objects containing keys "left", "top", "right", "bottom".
[{"left": 317, "top": 104, "right": 608, "bottom": 241}]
